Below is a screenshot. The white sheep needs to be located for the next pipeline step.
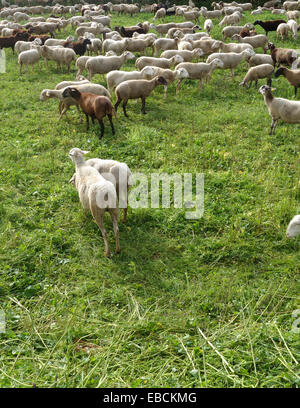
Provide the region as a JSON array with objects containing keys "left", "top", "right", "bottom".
[
  {"left": 160, "top": 48, "right": 204, "bottom": 62},
  {"left": 68, "top": 148, "right": 120, "bottom": 257},
  {"left": 219, "top": 11, "right": 242, "bottom": 26},
  {"left": 153, "top": 8, "right": 166, "bottom": 21},
  {"left": 204, "top": 19, "right": 213, "bottom": 34},
  {"left": 259, "top": 84, "right": 300, "bottom": 134},
  {"left": 102, "top": 38, "right": 128, "bottom": 55},
  {"left": 18, "top": 49, "right": 40, "bottom": 74},
  {"left": 232, "top": 34, "right": 269, "bottom": 53},
  {"left": 276, "top": 23, "right": 291, "bottom": 40},
  {"left": 240, "top": 64, "right": 274, "bottom": 87},
  {"left": 86, "top": 51, "right": 135, "bottom": 80},
  {"left": 136, "top": 54, "right": 184, "bottom": 70},
  {"left": 287, "top": 19, "right": 298, "bottom": 39},
  {"left": 176, "top": 59, "right": 224, "bottom": 91},
  {"left": 70, "top": 158, "right": 133, "bottom": 223},
  {"left": 286, "top": 215, "right": 300, "bottom": 237},
  {"left": 222, "top": 25, "right": 244, "bottom": 40},
  {"left": 38, "top": 45, "right": 76, "bottom": 72},
  {"left": 153, "top": 37, "right": 179, "bottom": 57},
  {"left": 206, "top": 49, "right": 255, "bottom": 77},
  {"left": 248, "top": 54, "right": 274, "bottom": 67},
  {"left": 220, "top": 41, "right": 254, "bottom": 53},
  {"left": 106, "top": 67, "right": 154, "bottom": 93}
]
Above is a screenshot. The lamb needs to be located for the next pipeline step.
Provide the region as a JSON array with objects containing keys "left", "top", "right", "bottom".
[
  {"left": 240, "top": 64, "right": 274, "bottom": 87},
  {"left": 38, "top": 45, "right": 76, "bottom": 72},
  {"left": 153, "top": 37, "right": 179, "bottom": 56},
  {"left": 114, "top": 76, "right": 168, "bottom": 117},
  {"left": 18, "top": 48, "right": 39, "bottom": 74},
  {"left": 68, "top": 148, "right": 120, "bottom": 257},
  {"left": 176, "top": 59, "right": 224, "bottom": 91},
  {"left": 136, "top": 54, "right": 184, "bottom": 71},
  {"left": 87, "top": 38, "right": 102, "bottom": 55},
  {"left": 102, "top": 38, "right": 128, "bottom": 55},
  {"left": 259, "top": 84, "right": 300, "bottom": 134},
  {"left": 153, "top": 8, "right": 166, "bottom": 21},
  {"left": 276, "top": 23, "right": 290, "bottom": 40},
  {"left": 86, "top": 51, "right": 135, "bottom": 80},
  {"left": 62, "top": 87, "right": 115, "bottom": 139},
  {"left": 253, "top": 20, "right": 286, "bottom": 35},
  {"left": 141, "top": 66, "right": 189, "bottom": 97},
  {"left": 220, "top": 41, "right": 254, "bottom": 53},
  {"left": 70, "top": 158, "right": 133, "bottom": 223},
  {"left": 106, "top": 67, "right": 154, "bottom": 93},
  {"left": 232, "top": 33, "right": 269, "bottom": 53},
  {"left": 206, "top": 49, "right": 255, "bottom": 77},
  {"left": 287, "top": 19, "right": 298, "bottom": 38},
  {"left": 160, "top": 48, "right": 204, "bottom": 62},
  {"left": 274, "top": 66, "right": 300, "bottom": 96},
  {"left": 222, "top": 25, "right": 244, "bottom": 40},
  {"left": 286, "top": 215, "right": 300, "bottom": 237},
  {"left": 219, "top": 12, "right": 242, "bottom": 27},
  {"left": 204, "top": 19, "right": 213, "bottom": 34},
  {"left": 40, "top": 83, "right": 111, "bottom": 120},
  {"left": 268, "top": 42, "right": 298, "bottom": 68}
]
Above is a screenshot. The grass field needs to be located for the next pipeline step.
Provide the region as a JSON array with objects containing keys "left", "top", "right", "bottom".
[{"left": 0, "top": 9, "right": 299, "bottom": 388}]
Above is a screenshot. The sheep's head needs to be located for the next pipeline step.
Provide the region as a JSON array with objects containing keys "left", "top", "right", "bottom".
[
  {"left": 232, "top": 33, "right": 240, "bottom": 41},
  {"left": 211, "top": 58, "right": 224, "bottom": 69},
  {"left": 155, "top": 76, "right": 168, "bottom": 86},
  {"left": 141, "top": 65, "right": 155, "bottom": 79},
  {"left": 242, "top": 48, "right": 255, "bottom": 58},
  {"left": 175, "top": 67, "right": 189, "bottom": 79},
  {"left": 172, "top": 54, "right": 184, "bottom": 64},
  {"left": 123, "top": 51, "right": 135, "bottom": 61},
  {"left": 194, "top": 48, "right": 204, "bottom": 57},
  {"left": 68, "top": 148, "right": 90, "bottom": 162},
  {"left": 286, "top": 215, "right": 300, "bottom": 238},
  {"left": 268, "top": 42, "right": 275, "bottom": 50},
  {"left": 62, "top": 87, "right": 81, "bottom": 100},
  {"left": 40, "top": 89, "right": 51, "bottom": 101},
  {"left": 253, "top": 20, "right": 262, "bottom": 25},
  {"left": 258, "top": 85, "right": 275, "bottom": 96},
  {"left": 274, "top": 67, "right": 285, "bottom": 77}
]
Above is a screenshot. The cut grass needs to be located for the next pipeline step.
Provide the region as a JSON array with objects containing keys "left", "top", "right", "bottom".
[{"left": 0, "top": 10, "right": 299, "bottom": 388}]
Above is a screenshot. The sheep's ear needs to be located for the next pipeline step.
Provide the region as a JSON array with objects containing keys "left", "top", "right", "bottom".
[
  {"left": 69, "top": 174, "right": 75, "bottom": 184},
  {"left": 81, "top": 150, "right": 90, "bottom": 155},
  {"left": 271, "top": 88, "right": 276, "bottom": 91},
  {"left": 46, "top": 90, "right": 50, "bottom": 96}
]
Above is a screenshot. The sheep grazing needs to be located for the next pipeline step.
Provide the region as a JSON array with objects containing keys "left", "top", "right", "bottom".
[
  {"left": 142, "top": 66, "right": 189, "bottom": 97},
  {"left": 232, "top": 33, "right": 269, "bottom": 53},
  {"left": 153, "top": 37, "right": 179, "bottom": 57},
  {"left": 286, "top": 215, "right": 300, "bottom": 237},
  {"left": 153, "top": 8, "right": 166, "bottom": 21},
  {"left": 222, "top": 25, "right": 244, "bottom": 41},
  {"left": 68, "top": 148, "right": 120, "bottom": 257},
  {"left": 204, "top": 19, "right": 213, "bottom": 34},
  {"left": 160, "top": 48, "right": 204, "bottom": 62},
  {"left": 71, "top": 158, "right": 133, "bottom": 223},
  {"left": 136, "top": 54, "right": 184, "bottom": 70},
  {"left": 40, "top": 83, "right": 110, "bottom": 121},
  {"left": 18, "top": 49, "right": 40, "bottom": 74},
  {"left": 206, "top": 49, "right": 255, "bottom": 78},
  {"left": 62, "top": 87, "right": 115, "bottom": 139},
  {"left": 259, "top": 85, "right": 300, "bottom": 134},
  {"left": 38, "top": 45, "right": 76, "bottom": 72},
  {"left": 287, "top": 19, "right": 298, "bottom": 39},
  {"left": 75, "top": 55, "right": 91, "bottom": 77},
  {"left": 248, "top": 54, "right": 274, "bottom": 67},
  {"left": 106, "top": 67, "right": 152, "bottom": 93},
  {"left": 276, "top": 23, "right": 290, "bottom": 40},
  {"left": 176, "top": 59, "right": 224, "bottom": 91},
  {"left": 114, "top": 76, "right": 168, "bottom": 117},
  {"left": 240, "top": 64, "right": 274, "bottom": 87},
  {"left": 253, "top": 20, "right": 287, "bottom": 35},
  {"left": 86, "top": 51, "right": 135, "bottom": 80},
  {"left": 275, "top": 66, "right": 300, "bottom": 96},
  {"left": 268, "top": 42, "right": 298, "bottom": 68}
]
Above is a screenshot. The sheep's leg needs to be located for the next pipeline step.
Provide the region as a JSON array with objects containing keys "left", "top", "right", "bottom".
[
  {"left": 58, "top": 105, "right": 69, "bottom": 121},
  {"left": 114, "top": 97, "right": 122, "bottom": 113},
  {"left": 255, "top": 80, "right": 258, "bottom": 88},
  {"left": 267, "top": 77, "right": 272, "bottom": 87},
  {"left": 176, "top": 79, "right": 183, "bottom": 93},
  {"left": 108, "top": 114, "right": 115, "bottom": 135},
  {"left": 164, "top": 85, "right": 168, "bottom": 98},
  {"left": 270, "top": 118, "right": 277, "bottom": 135},
  {"left": 98, "top": 119, "right": 104, "bottom": 139},
  {"left": 85, "top": 113, "right": 89, "bottom": 130},
  {"left": 19, "top": 62, "right": 22, "bottom": 75},
  {"left": 295, "top": 86, "right": 298, "bottom": 97},
  {"left": 141, "top": 97, "right": 146, "bottom": 114},
  {"left": 92, "top": 212, "right": 110, "bottom": 257},
  {"left": 122, "top": 100, "right": 129, "bottom": 117},
  {"left": 91, "top": 116, "right": 95, "bottom": 125},
  {"left": 111, "top": 213, "right": 120, "bottom": 254},
  {"left": 230, "top": 68, "right": 234, "bottom": 78}
]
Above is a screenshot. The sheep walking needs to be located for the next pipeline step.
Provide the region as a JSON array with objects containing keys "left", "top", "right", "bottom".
[
  {"left": 18, "top": 49, "right": 40, "bottom": 74},
  {"left": 240, "top": 64, "right": 274, "bottom": 88},
  {"left": 115, "top": 76, "right": 168, "bottom": 117},
  {"left": 259, "top": 85, "right": 300, "bottom": 134},
  {"left": 62, "top": 87, "right": 115, "bottom": 139},
  {"left": 68, "top": 148, "right": 120, "bottom": 257}
]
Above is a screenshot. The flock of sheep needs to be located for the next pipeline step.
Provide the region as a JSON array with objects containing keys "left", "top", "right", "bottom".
[{"left": 1, "top": 0, "right": 299, "bottom": 254}]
